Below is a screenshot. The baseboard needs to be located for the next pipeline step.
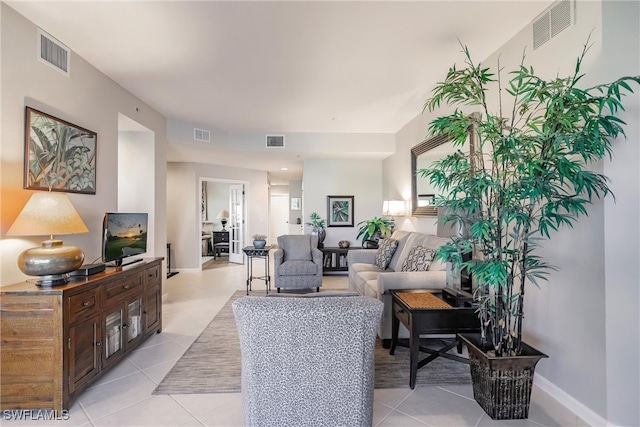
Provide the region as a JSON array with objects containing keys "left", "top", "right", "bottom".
[{"left": 534, "top": 373, "right": 612, "bottom": 426}]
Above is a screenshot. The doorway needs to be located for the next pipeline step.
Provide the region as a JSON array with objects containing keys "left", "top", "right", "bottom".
[{"left": 200, "top": 179, "right": 247, "bottom": 268}]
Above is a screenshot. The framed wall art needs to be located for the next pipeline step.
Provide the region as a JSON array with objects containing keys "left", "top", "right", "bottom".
[
  {"left": 327, "top": 195, "right": 354, "bottom": 227},
  {"left": 24, "top": 107, "right": 97, "bottom": 194}
]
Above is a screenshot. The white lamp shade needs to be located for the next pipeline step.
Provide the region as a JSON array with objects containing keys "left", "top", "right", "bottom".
[
  {"left": 382, "top": 200, "right": 405, "bottom": 217},
  {"left": 7, "top": 192, "right": 89, "bottom": 236},
  {"left": 216, "top": 209, "right": 230, "bottom": 219}
]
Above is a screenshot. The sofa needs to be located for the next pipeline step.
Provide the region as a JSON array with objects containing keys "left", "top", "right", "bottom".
[{"left": 347, "top": 230, "right": 451, "bottom": 343}]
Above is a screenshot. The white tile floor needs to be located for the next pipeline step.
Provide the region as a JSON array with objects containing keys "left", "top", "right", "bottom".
[{"left": 2, "top": 259, "right": 587, "bottom": 427}]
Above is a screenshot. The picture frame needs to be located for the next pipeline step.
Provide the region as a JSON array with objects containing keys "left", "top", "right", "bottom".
[
  {"left": 327, "top": 195, "right": 354, "bottom": 227},
  {"left": 24, "top": 107, "right": 97, "bottom": 194},
  {"left": 290, "top": 197, "right": 301, "bottom": 210}
]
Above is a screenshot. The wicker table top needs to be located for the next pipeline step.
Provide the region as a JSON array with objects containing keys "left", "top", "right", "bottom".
[{"left": 394, "top": 291, "right": 453, "bottom": 310}]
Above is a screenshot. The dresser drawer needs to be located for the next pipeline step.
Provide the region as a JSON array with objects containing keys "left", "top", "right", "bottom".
[
  {"left": 145, "top": 264, "right": 161, "bottom": 285},
  {"left": 68, "top": 287, "right": 99, "bottom": 324},
  {"left": 104, "top": 272, "right": 142, "bottom": 302}
]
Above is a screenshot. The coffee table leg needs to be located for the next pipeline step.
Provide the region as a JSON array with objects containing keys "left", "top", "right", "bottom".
[
  {"left": 410, "top": 325, "right": 419, "bottom": 389},
  {"left": 390, "top": 308, "right": 399, "bottom": 355}
]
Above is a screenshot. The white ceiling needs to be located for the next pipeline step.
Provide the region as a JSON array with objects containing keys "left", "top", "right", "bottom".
[{"left": 8, "top": 0, "right": 552, "bottom": 184}]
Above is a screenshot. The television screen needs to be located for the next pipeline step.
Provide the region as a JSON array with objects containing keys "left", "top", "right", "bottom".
[{"left": 102, "top": 212, "right": 148, "bottom": 266}]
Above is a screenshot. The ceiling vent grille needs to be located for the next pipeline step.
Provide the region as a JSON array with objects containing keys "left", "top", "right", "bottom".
[
  {"left": 37, "top": 28, "right": 70, "bottom": 76},
  {"left": 266, "top": 135, "right": 285, "bottom": 148},
  {"left": 533, "top": 0, "right": 574, "bottom": 50},
  {"left": 194, "top": 128, "right": 211, "bottom": 142}
]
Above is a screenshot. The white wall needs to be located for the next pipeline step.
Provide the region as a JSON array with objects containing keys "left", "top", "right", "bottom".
[
  {"left": 384, "top": 1, "right": 640, "bottom": 424},
  {"left": 1, "top": 4, "right": 167, "bottom": 285},
  {"left": 166, "top": 162, "right": 268, "bottom": 270},
  {"left": 118, "top": 130, "right": 156, "bottom": 256},
  {"left": 204, "top": 181, "right": 231, "bottom": 231},
  {"left": 600, "top": 2, "right": 640, "bottom": 425},
  {"left": 303, "top": 159, "right": 382, "bottom": 247}
]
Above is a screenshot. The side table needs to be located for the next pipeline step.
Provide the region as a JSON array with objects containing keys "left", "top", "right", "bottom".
[
  {"left": 319, "top": 246, "right": 361, "bottom": 274},
  {"left": 242, "top": 246, "right": 272, "bottom": 295},
  {"left": 389, "top": 288, "right": 479, "bottom": 389}
]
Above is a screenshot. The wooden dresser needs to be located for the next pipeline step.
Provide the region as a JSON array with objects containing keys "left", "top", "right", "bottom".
[{"left": 0, "top": 258, "right": 163, "bottom": 411}]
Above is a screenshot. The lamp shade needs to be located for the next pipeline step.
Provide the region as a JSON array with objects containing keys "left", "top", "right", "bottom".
[
  {"left": 216, "top": 209, "right": 229, "bottom": 219},
  {"left": 7, "top": 192, "right": 88, "bottom": 287},
  {"left": 7, "top": 192, "right": 89, "bottom": 237},
  {"left": 382, "top": 200, "right": 405, "bottom": 217}
]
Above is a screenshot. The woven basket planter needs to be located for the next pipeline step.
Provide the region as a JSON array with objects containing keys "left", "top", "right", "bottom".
[{"left": 459, "top": 333, "right": 548, "bottom": 420}]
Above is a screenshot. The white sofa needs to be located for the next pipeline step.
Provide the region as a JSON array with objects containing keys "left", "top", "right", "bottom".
[{"left": 347, "top": 230, "right": 451, "bottom": 344}]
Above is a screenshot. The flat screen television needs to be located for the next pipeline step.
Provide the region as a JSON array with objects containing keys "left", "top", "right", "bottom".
[{"left": 102, "top": 212, "right": 148, "bottom": 267}]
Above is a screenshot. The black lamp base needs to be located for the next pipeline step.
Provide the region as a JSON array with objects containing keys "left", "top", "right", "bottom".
[{"left": 36, "top": 274, "right": 70, "bottom": 287}]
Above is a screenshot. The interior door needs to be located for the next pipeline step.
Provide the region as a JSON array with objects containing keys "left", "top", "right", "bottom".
[{"left": 228, "top": 184, "right": 245, "bottom": 264}]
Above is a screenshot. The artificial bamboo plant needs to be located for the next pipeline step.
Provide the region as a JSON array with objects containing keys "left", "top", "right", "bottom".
[{"left": 419, "top": 42, "right": 639, "bottom": 357}]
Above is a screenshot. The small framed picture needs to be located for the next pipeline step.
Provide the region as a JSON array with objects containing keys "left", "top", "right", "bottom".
[
  {"left": 291, "top": 197, "right": 301, "bottom": 210},
  {"left": 327, "top": 195, "right": 354, "bottom": 227}
]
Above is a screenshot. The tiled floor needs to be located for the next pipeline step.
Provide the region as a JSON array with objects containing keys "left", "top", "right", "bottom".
[{"left": 2, "top": 258, "right": 587, "bottom": 426}]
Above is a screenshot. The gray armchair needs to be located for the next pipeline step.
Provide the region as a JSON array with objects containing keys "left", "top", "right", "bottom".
[
  {"left": 274, "top": 234, "right": 323, "bottom": 292},
  {"left": 232, "top": 295, "right": 383, "bottom": 427}
]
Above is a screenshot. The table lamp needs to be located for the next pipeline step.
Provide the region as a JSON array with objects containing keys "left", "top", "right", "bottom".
[
  {"left": 217, "top": 209, "right": 229, "bottom": 231},
  {"left": 6, "top": 191, "right": 89, "bottom": 286}
]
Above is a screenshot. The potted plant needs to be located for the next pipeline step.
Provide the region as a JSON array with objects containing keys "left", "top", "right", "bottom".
[
  {"left": 419, "top": 42, "right": 639, "bottom": 420},
  {"left": 252, "top": 234, "right": 267, "bottom": 249},
  {"left": 355, "top": 216, "right": 393, "bottom": 248},
  {"left": 305, "top": 212, "right": 326, "bottom": 248}
]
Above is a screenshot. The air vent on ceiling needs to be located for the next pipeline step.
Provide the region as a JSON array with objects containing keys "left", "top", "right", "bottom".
[
  {"left": 266, "top": 135, "right": 285, "bottom": 148},
  {"left": 194, "top": 128, "right": 211, "bottom": 142},
  {"left": 533, "top": 0, "right": 574, "bottom": 50},
  {"left": 37, "top": 28, "right": 70, "bottom": 76}
]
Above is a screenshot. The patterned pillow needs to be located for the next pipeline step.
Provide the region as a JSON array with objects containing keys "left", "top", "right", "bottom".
[
  {"left": 374, "top": 238, "right": 398, "bottom": 270},
  {"left": 401, "top": 246, "right": 435, "bottom": 272}
]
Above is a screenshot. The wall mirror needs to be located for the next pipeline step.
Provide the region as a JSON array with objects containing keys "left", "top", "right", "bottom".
[
  {"left": 411, "top": 122, "right": 475, "bottom": 217},
  {"left": 411, "top": 134, "right": 450, "bottom": 217}
]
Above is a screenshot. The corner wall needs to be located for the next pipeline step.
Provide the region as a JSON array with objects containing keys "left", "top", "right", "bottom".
[
  {"left": 0, "top": 4, "right": 167, "bottom": 286},
  {"left": 385, "top": 1, "right": 640, "bottom": 424},
  {"left": 166, "top": 162, "right": 268, "bottom": 270}
]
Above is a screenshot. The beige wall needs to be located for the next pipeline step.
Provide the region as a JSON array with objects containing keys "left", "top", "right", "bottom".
[{"left": 1, "top": 4, "right": 168, "bottom": 286}]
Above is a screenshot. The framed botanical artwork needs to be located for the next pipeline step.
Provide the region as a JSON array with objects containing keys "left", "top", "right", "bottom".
[
  {"left": 24, "top": 107, "right": 97, "bottom": 194},
  {"left": 327, "top": 195, "right": 354, "bottom": 227}
]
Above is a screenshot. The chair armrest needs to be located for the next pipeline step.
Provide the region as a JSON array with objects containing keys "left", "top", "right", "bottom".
[
  {"left": 347, "top": 249, "right": 377, "bottom": 266},
  {"left": 273, "top": 248, "right": 284, "bottom": 266},
  {"left": 311, "top": 248, "right": 324, "bottom": 271},
  {"left": 376, "top": 271, "right": 447, "bottom": 299}
]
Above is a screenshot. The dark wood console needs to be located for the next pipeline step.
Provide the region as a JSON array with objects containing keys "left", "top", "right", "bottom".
[
  {"left": 320, "top": 247, "right": 361, "bottom": 273},
  {"left": 0, "top": 258, "right": 163, "bottom": 411}
]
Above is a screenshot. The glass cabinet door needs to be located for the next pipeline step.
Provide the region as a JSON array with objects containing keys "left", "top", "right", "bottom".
[
  {"left": 127, "top": 298, "right": 143, "bottom": 343},
  {"left": 105, "top": 309, "right": 122, "bottom": 360}
]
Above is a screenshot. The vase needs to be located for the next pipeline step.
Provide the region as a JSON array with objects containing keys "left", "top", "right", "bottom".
[
  {"left": 253, "top": 240, "right": 266, "bottom": 249},
  {"left": 312, "top": 227, "right": 326, "bottom": 249},
  {"left": 459, "top": 333, "right": 548, "bottom": 420}
]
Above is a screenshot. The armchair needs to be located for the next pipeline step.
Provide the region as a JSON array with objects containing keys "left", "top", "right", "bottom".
[
  {"left": 273, "top": 234, "right": 323, "bottom": 292},
  {"left": 232, "top": 295, "right": 383, "bottom": 427}
]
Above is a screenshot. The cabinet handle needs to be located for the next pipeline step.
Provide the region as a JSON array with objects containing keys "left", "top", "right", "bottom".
[
  {"left": 83, "top": 301, "right": 90, "bottom": 306},
  {"left": 123, "top": 285, "right": 130, "bottom": 290},
  {"left": 96, "top": 341, "right": 101, "bottom": 346}
]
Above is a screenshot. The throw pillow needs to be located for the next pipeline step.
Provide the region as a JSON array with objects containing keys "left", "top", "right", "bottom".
[
  {"left": 401, "top": 246, "right": 435, "bottom": 272},
  {"left": 374, "top": 238, "right": 398, "bottom": 270}
]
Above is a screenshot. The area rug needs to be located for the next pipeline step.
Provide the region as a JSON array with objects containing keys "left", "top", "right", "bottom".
[{"left": 154, "top": 291, "right": 471, "bottom": 394}]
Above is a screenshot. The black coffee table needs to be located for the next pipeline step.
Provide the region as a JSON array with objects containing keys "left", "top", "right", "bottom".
[{"left": 389, "top": 288, "right": 479, "bottom": 389}]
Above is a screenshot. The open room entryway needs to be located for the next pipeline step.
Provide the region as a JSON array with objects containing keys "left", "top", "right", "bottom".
[{"left": 201, "top": 179, "right": 247, "bottom": 269}]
